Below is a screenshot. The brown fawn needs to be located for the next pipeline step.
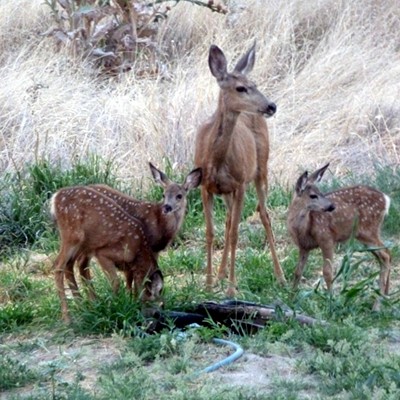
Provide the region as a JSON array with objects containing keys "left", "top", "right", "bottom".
[
  {"left": 69, "top": 163, "right": 202, "bottom": 292},
  {"left": 51, "top": 187, "right": 163, "bottom": 322},
  {"left": 287, "top": 163, "right": 391, "bottom": 310},
  {"left": 194, "top": 43, "right": 286, "bottom": 296}
]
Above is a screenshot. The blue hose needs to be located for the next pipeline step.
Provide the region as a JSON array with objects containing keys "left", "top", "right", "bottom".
[{"left": 194, "top": 337, "right": 244, "bottom": 376}]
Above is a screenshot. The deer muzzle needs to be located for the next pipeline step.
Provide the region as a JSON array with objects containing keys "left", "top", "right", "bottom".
[
  {"left": 262, "top": 102, "right": 277, "bottom": 117},
  {"left": 162, "top": 204, "right": 173, "bottom": 214}
]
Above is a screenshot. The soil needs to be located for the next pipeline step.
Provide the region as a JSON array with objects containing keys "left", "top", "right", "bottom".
[{"left": 0, "top": 332, "right": 314, "bottom": 399}]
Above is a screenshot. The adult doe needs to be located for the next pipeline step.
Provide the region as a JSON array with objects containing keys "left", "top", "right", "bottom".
[
  {"left": 287, "top": 163, "right": 391, "bottom": 310},
  {"left": 51, "top": 187, "right": 163, "bottom": 322},
  {"left": 194, "top": 42, "right": 286, "bottom": 295}
]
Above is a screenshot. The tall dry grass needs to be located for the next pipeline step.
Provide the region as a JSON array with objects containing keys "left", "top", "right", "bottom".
[{"left": 0, "top": 0, "right": 399, "bottom": 185}]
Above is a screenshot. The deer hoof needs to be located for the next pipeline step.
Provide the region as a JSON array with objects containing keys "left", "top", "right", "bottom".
[
  {"left": 217, "top": 269, "right": 228, "bottom": 280},
  {"left": 62, "top": 314, "right": 71, "bottom": 324},
  {"left": 278, "top": 275, "right": 288, "bottom": 286},
  {"left": 206, "top": 274, "right": 215, "bottom": 291},
  {"left": 372, "top": 299, "right": 382, "bottom": 312},
  {"left": 226, "top": 285, "right": 237, "bottom": 298}
]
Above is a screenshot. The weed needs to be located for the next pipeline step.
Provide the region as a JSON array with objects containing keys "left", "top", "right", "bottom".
[
  {"left": 0, "top": 354, "right": 39, "bottom": 391},
  {"left": 301, "top": 338, "right": 400, "bottom": 397},
  {"left": 69, "top": 270, "right": 145, "bottom": 336}
]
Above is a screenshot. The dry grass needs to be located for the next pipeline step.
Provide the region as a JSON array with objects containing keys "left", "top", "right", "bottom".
[{"left": 1, "top": 0, "right": 399, "bottom": 186}]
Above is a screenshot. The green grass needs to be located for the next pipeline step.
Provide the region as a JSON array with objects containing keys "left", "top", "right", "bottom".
[
  {"left": 1, "top": 157, "right": 400, "bottom": 399},
  {"left": 0, "top": 155, "right": 118, "bottom": 254},
  {"left": 0, "top": 354, "right": 39, "bottom": 391}
]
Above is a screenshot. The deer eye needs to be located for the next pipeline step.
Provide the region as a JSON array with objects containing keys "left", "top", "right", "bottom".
[
  {"left": 310, "top": 194, "right": 318, "bottom": 199},
  {"left": 236, "top": 86, "right": 247, "bottom": 93},
  {"left": 176, "top": 194, "right": 183, "bottom": 200}
]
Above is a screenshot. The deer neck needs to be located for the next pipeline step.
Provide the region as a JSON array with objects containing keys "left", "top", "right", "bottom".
[
  {"left": 288, "top": 201, "right": 313, "bottom": 239},
  {"left": 210, "top": 93, "right": 240, "bottom": 168},
  {"left": 140, "top": 202, "right": 182, "bottom": 253}
]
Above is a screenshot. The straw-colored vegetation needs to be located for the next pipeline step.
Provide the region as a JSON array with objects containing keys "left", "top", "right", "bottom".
[
  {"left": 1, "top": 1, "right": 400, "bottom": 399},
  {"left": 1, "top": 0, "right": 399, "bottom": 184}
]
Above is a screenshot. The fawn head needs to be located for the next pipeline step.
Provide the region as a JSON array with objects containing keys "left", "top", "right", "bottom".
[
  {"left": 142, "top": 270, "right": 164, "bottom": 302},
  {"left": 294, "top": 163, "right": 335, "bottom": 212},
  {"left": 149, "top": 162, "right": 202, "bottom": 215},
  {"left": 208, "top": 42, "right": 277, "bottom": 117}
]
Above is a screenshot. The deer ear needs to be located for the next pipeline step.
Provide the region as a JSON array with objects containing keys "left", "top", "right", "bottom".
[
  {"left": 149, "top": 162, "right": 171, "bottom": 188},
  {"left": 146, "top": 270, "right": 164, "bottom": 297},
  {"left": 209, "top": 45, "right": 228, "bottom": 82},
  {"left": 234, "top": 41, "right": 256, "bottom": 75},
  {"left": 183, "top": 168, "right": 202, "bottom": 191},
  {"left": 309, "top": 163, "right": 330, "bottom": 184},
  {"left": 295, "top": 171, "right": 309, "bottom": 195}
]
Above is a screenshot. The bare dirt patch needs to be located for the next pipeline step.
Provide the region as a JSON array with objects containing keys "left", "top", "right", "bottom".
[
  {"left": 1, "top": 332, "right": 317, "bottom": 399},
  {"left": 1, "top": 335, "right": 122, "bottom": 399}
]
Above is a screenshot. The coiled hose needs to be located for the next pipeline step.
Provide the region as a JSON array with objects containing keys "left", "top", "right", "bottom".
[{"left": 193, "top": 337, "right": 244, "bottom": 376}]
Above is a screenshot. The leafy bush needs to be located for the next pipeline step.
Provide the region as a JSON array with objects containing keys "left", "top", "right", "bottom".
[{"left": 43, "top": 0, "right": 227, "bottom": 75}]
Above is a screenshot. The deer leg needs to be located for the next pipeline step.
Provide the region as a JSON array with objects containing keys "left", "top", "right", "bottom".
[
  {"left": 385, "top": 257, "right": 391, "bottom": 295},
  {"left": 64, "top": 260, "right": 80, "bottom": 299},
  {"left": 370, "top": 245, "right": 391, "bottom": 296},
  {"left": 202, "top": 187, "right": 215, "bottom": 290},
  {"left": 218, "top": 194, "right": 233, "bottom": 280},
  {"left": 374, "top": 248, "right": 391, "bottom": 296},
  {"left": 95, "top": 256, "right": 121, "bottom": 293},
  {"left": 54, "top": 243, "right": 82, "bottom": 322},
  {"left": 124, "top": 268, "right": 134, "bottom": 293},
  {"left": 76, "top": 255, "right": 96, "bottom": 301},
  {"left": 320, "top": 245, "right": 334, "bottom": 291},
  {"left": 293, "top": 249, "right": 310, "bottom": 289},
  {"left": 359, "top": 237, "right": 391, "bottom": 310},
  {"left": 369, "top": 241, "right": 391, "bottom": 311},
  {"left": 255, "top": 180, "right": 286, "bottom": 285},
  {"left": 224, "top": 187, "right": 245, "bottom": 297},
  {"left": 54, "top": 247, "right": 77, "bottom": 323}
]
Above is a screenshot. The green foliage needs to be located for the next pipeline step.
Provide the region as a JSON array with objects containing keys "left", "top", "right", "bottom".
[
  {"left": 302, "top": 337, "right": 400, "bottom": 397},
  {"left": 69, "top": 270, "right": 145, "bottom": 336},
  {"left": 0, "top": 354, "right": 39, "bottom": 391},
  {"left": 159, "top": 247, "right": 204, "bottom": 275},
  {"left": 300, "top": 322, "right": 365, "bottom": 352},
  {"left": 267, "top": 183, "right": 292, "bottom": 209},
  {"left": 0, "top": 268, "right": 59, "bottom": 333},
  {"left": 0, "top": 302, "right": 35, "bottom": 332},
  {"left": 126, "top": 331, "right": 189, "bottom": 363},
  {"left": 0, "top": 155, "right": 117, "bottom": 253}
]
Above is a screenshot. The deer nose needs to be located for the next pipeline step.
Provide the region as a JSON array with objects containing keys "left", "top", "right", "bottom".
[
  {"left": 263, "top": 102, "right": 277, "bottom": 117},
  {"left": 162, "top": 204, "right": 172, "bottom": 214},
  {"left": 326, "top": 204, "right": 335, "bottom": 212},
  {"left": 268, "top": 102, "right": 277, "bottom": 114}
]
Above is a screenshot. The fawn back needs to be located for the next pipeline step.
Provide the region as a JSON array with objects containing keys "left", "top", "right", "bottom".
[
  {"left": 50, "top": 186, "right": 163, "bottom": 321},
  {"left": 89, "top": 162, "right": 202, "bottom": 253},
  {"left": 287, "top": 163, "right": 391, "bottom": 309}
]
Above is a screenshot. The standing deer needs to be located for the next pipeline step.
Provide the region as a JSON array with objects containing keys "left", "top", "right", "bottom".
[
  {"left": 287, "top": 163, "right": 391, "bottom": 310},
  {"left": 68, "top": 163, "right": 202, "bottom": 292},
  {"left": 51, "top": 187, "right": 164, "bottom": 322},
  {"left": 194, "top": 43, "right": 286, "bottom": 296}
]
